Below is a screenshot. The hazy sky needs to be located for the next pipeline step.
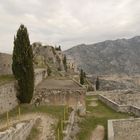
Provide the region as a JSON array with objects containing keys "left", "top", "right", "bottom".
[{"left": 0, "top": 0, "right": 140, "bottom": 53}]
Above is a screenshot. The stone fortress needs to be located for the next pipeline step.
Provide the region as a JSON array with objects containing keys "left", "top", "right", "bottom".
[
  {"left": 0, "top": 42, "right": 86, "bottom": 140},
  {"left": 0, "top": 42, "right": 82, "bottom": 115},
  {"left": 1, "top": 41, "right": 140, "bottom": 140}
]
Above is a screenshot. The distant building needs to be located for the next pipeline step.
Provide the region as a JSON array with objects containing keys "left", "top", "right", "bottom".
[{"left": 67, "top": 57, "right": 78, "bottom": 73}]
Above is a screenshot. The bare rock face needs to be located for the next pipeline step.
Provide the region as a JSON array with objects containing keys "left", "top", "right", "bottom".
[
  {"left": 32, "top": 42, "right": 65, "bottom": 72},
  {"left": 65, "top": 36, "right": 140, "bottom": 75}
]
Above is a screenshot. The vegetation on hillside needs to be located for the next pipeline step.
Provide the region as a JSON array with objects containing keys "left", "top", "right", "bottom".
[
  {"left": 95, "top": 77, "right": 100, "bottom": 90},
  {"left": 12, "top": 24, "right": 34, "bottom": 103},
  {"left": 0, "top": 75, "right": 15, "bottom": 85},
  {"left": 80, "top": 69, "right": 85, "bottom": 85},
  {"left": 63, "top": 55, "right": 67, "bottom": 72}
]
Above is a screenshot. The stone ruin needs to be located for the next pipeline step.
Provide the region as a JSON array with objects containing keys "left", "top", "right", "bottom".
[
  {"left": 32, "top": 79, "right": 86, "bottom": 114},
  {"left": 98, "top": 91, "right": 140, "bottom": 140},
  {"left": 100, "top": 90, "right": 140, "bottom": 108},
  {"left": 0, "top": 119, "right": 37, "bottom": 140},
  {"left": 108, "top": 118, "right": 140, "bottom": 140}
]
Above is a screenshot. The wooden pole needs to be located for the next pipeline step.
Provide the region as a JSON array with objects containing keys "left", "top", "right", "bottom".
[
  {"left": 6, "top": 111, "right": 9, "bottom": 128},
  {"left": 64, "top": 107, "right": 66, "bottom": 121},
  {"left": 58, "top": 128, "right": 60, "bottom": 140},
  {"left": 18, "top": 106, "right": 21, "bottom": 121},
  {"left": 61, "top": 119, "right": 63, "bottom": 131}
]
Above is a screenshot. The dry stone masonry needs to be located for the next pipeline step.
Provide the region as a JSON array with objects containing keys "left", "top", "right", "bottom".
[
  {"left": 33, "top": 79, "right": 86, "bottom": 113},
  {"left": 108, "top": 118, "right": 140, "bottom": 140},
  {"left": 98, "top": 91, "right": 140, "bottom": 116},
  {"left": 0, "top": 119, "right": 36, "bottom": 140},
  {"left": 0, "top": 82, "right": 18, "bottom": 114}
]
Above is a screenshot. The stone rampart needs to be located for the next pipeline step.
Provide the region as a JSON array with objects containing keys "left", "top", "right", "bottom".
[
  {"left": 0, "top": 82, "right": 18, "bottom": 114},
  {"left": 33, "top": 88, "right": 86, "bottom": 109}
]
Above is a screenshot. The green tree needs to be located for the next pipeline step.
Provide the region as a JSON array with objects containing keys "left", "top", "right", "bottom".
[
  {"left": 80, "top": 69, "right": 84, "bottom": 85},
  {"left": 95, "top": 77, "right": 100, "bottom": 90},
  {"left": 58, "top": 45, "right": 61, "bottom": 51},
  {"left": 63, "top": 55, "right": 67, "bottom": 72},
  {"left": 47, "top": 65, "right": 52, "bottom": 76},
  {"left": 83, "top": 72, "right": 86, "bottom": 78},
  {"left": 12, "top": 24, "right": 34, "bottom": 103}
]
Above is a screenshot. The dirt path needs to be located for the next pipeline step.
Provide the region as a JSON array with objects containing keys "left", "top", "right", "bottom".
[
  {"left": 88, "top": 97, "right": 105, "bottom": 140},
  {"left": 90, "top": 125, "right": 105, "bottom": 140},
  {"left": 0, "top": 113, "right": 56, "bottom": 140}
]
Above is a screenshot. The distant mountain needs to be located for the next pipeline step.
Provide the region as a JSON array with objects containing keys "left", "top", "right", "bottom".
[{"left": 65, "top": 36, "right": 140, "bottom": 75}]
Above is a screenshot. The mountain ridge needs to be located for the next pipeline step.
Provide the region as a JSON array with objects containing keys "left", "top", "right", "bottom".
[{"left": 65, "top": 36, "right": 140, "bottom": 75}]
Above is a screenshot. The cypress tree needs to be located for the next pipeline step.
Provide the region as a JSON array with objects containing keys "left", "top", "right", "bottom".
[
  {"left": 80, "top": 69, "right": 84, "bottom": 85},
  {"left": 12, "top": 24, "right": 34, "bottom": 103},
  {"left": 95, "top": 77, "right": 100, "bottom": 90},
  {"left": 63, "top": 55, "right": 67, "bottom": 72}
]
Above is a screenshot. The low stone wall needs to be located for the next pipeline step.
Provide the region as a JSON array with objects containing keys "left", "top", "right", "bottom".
[
  {"left": 33, "top": 88, "right": 86, "bottom": 109},
  {"left": 98, "top": 94, "right": 140, "bottom": 116},
  {"left": 0, "top": 119, "right": 36, "bottom": 140},
  {"left": 108, "top": 118, "right": 140, "bottom": 140},
  {"left": 98, "top": 95, "right": 120, "bottom": 111},
  {"left": 0, "top": 82, "right": 18, "bottom": 114},
  {"left": 130, "top": 106, "right": 140, "bottom": 116}
]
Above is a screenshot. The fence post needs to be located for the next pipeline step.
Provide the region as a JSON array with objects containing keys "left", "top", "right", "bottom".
[
  {"left": 18, "top": 106, "right": 21, "bottom": 121},
  {"left": 6, "top": 111, "right": 9, "bottom": 128},
  {"left": 58, "top": 128, "right": 60, "bottom": 140}
]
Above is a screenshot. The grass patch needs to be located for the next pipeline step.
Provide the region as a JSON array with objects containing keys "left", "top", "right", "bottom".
[
  {"left": 0, "top": 104, "right": 67, "bottom": 120},
  {"left": 0, "top": 75, "right": 15, "bottom": 85},
  {"left": 0, "top": 104, "right": 70, "bottom": 140},
  {"left": 26, "top": 119, "right": 41, "bottom": 140},
  {"left": 77, "top": 95, "right": 131, "bottom": 140}
]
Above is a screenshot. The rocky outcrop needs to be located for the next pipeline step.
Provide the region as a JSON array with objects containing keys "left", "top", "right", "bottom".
[{"left": 32, "top": 42, "right": 65, "bottom": 72}]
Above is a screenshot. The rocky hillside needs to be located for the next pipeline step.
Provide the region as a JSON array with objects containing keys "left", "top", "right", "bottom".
[
  {"left": 32, "top": 42, "right": 65, "bottom": 75},
  {"left": 65, "top": 36, "right": 140, "bottom": 75}
]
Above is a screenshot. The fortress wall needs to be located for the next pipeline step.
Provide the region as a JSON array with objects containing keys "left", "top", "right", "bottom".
[
  {"left": 0, "top": 68, "right": 48, "bottom": 115},
  {"left": 0, "top": 82, "right": 18, "bottom": 115},
  {"left": 33, "top": 88, "right": 86, "bottom": 109},
  {"left": 34, "top": 68, "right": 48, "bottom": 86}
]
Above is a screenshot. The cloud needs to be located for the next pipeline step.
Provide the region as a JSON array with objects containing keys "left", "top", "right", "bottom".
[{"left": 0, "top": 0, "right": 140, "bottom": 53}]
